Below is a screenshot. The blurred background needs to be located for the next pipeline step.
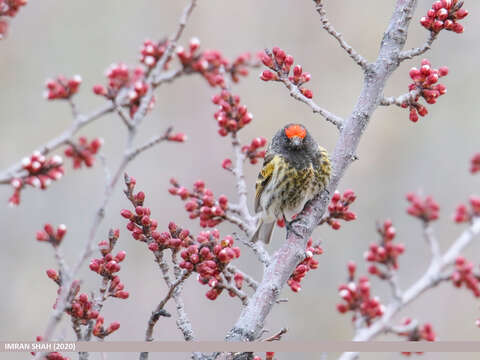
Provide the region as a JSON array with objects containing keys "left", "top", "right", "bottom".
[{"left": 1, "top": 0, "right": 479, "bottom": 359}]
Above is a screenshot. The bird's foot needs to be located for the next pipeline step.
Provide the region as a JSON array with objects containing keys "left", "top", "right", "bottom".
[{"left": 283, "top": 214, "right": 303, "bottom": 238}]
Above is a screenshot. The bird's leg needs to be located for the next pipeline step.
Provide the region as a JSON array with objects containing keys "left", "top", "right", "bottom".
[{"left": 283, "top": 213, "right": 302, "bottom": 238}]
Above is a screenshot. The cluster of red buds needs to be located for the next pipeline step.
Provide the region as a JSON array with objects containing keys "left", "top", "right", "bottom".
[
  {"left": 453, "top": 196, "right": 480, "bottom": 223},
  {"left": 403, "top": 59, "right": 448, "bottom": 122},
  {"left": 140, "top": 39, "right": 170, "bottom": 69},
  {"left": 287, "top": 238, "right": 323, "bottom": 292},
  {"left": 241, "top": 137, "right": 267, "bottom": 165},
  {"left": 470, "top": 153, "right": 480, "bottom": 174},
  {"left": 260, "top": 47, "right": 313, "bottom": 99},
  {"left": 406, "top": 192, "right": 440, "bottom": 222},
  {"left": 451, "top": 256, "right": 480, "bottom": 298},
  {"left": 0, "top": 0, "right": 28, "bottom": 39},
  {"left": 91, "top": 316, "right": 120, "bottom": 339},
  {"left": 337, "top": 261, "right": 385, "bottom": 326},
  {"left": 44, "top": 75, "right": 82, "bottom": 100},
  {"left": 168, "top": 178, "right": 229, "bottom": 228},
  {"left": 322, "top": 189, "right": 357, "bottom": 230},
  {"left": 365, "top": 220, "right": 405, "bottom": 277},
  {"left": 122, "top": 176, "right": 243, "bottom": 301},
  {"left": 93, "top": 64, "right": 154, "bottom": 117},
  {"left": 31, "top": 336, "right": 69, "bottom": 360},
  {"left": 180, "top": 229, "right": 242, "bottom": 301},
  {"left": 397, "top": 318, "right": 436, "bottom": 356},
  {"left": 67, "top": 293, "right": 100, "bottom": 325},
  {"left": 9, "top": 152, "right": 64, "bottom": 206},
  {"left": 176, "top": 38, "right": 258, "bottom": 87},
  {"left": 64, "top": 137, "right": 103, "bottom": 169},
  {"left": 253, "top": 353, "right": 275, "bottom": 360},
  {"left": 36, "top": 223, "right": 67, "bottom": 247},
  {"left": 89, "top": 229, "right": 129, "bottom": 300},
  {"left": 420, "top": 0, "right": 468, "bottom": 33},
  {"left": 212, "top": 90, "right": 253, "bottom": 136},
  {"left": 121, "top": 176, "right": 162, "bottom": 248}
]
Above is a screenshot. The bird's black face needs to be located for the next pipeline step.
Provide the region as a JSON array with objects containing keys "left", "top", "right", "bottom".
[{"left": 283, "top": 124, "right": 307, "bottom": 150}]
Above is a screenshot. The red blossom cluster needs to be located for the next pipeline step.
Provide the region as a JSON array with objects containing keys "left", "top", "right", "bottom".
[
  {"left": 140, "top": 39, "right": 170, "bottom": 69},
  {"left": 9, "top": 152, "right": 64, "bottom": 206},
  {"left": 470, "top": 153, "right": 480, "bottom": 174},
  {"left": 403, "top": 59, "right": 448, "bottom": 122},
  {"left": 32, "top": 336, "right": 69, "bottom": 360},
  {"left": 122, "top": 175, "right": 243, "bottom": 301},
  {"left": 67, "top": 293, "right": 100, "bottom": 325},
  {"left": 180, "top": 228, "right": 242, "bottom": 301},
  {"left": 253, "top": 353, "right": 275, "bottom": 360},
  {"left": 241, "top": 137, "right": 267, "bottom": 165},
  {"left": 41, "top": 229, "right": 126, "bottom": 339},
  {"left": 92, "top": 316, "right": 121, "bottom": 339},
  {"left": 0, "top": 0, "right": 28, "bottom": 39},
  {"left": 397, "top": 318, "right": 436, "bottom": 356},
  {"left": 337, "top": 261, "right": 385, "bottom": 326},
  {"left": 64, "top": 137, "right": 103, "bottom": 169},
  {"left": 454, "top": 196, "right": 480, "bottom": 223},
  {"left": 287, "top": 238, "right": 323, "bottom": 292},
  {"left": 451, "top": 256, "right": 480, "bottom": 298},
  {"left": 168, "top": 178, "right": 229, "bottom": 228},
  {"left": 420, "top": 0, "right": 468, "bottom": 33},
  {"left": 89, "top": 229, "right": 129, "bottom": 300},
  {"left": 36, "top": 223, "right": 67, "bottom": 247},
  {"left": 323, "top": 189, "right": 357, "bottom": 230},
  {"left": 260, "top": 47, "right": 313, "bottom": 99},
  {"left": 406, "top": 192, "right": 439, "bottom": 222},
  {"left": 177, "top": 38, "right": 258, "bottom": 87},
  {"left": 365, "top": 220, "right": 405, "bottom": 277},
  {"left": 44, "top": 75, "right": 82, "bottom": 100},
  {"left": 93, "top": 64, "right": 154, "bottom": 117},
  {"left": 212, "top": 90, "right": 253, "bottom": 136}
]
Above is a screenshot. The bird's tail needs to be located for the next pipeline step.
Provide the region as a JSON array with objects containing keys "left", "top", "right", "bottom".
[{"left": 251, "top": 218, "right": 275, "bottom": 244}]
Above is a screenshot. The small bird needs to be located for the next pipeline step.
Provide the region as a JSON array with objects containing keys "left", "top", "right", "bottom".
[{"left": 252, "top": 123, "right": 331, "bottom": 244}]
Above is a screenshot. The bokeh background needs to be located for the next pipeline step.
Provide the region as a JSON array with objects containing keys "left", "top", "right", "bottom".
[{"left": 1, "top": 0, "right": 479, "bottom": 359}]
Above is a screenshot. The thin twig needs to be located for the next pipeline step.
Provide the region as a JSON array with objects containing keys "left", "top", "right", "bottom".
[
  {"left": 227, "top": 265, "right": 259, "bottom": 290},
  {"left": 264, "top": 49, "right": 344, "bottom": 130},
  {"left": 380, "top": 89, "right": 420, "bottom": 107},
  {"left": 312, "top": 0, "right": 369, "bottom": 69},
  {"left": 399, "top": 32, "right": 438, "bottom": 61},
  {"left": 0, "top": 101, "right": 115, "bottom": 184},
  {"left": 143, "top": 271, "right": 190, "bottom": 342},
  {"left": 262, "top": 327, "right": 287, "bottom": 342}
]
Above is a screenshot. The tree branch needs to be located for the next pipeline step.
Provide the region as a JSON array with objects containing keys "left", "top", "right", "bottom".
[
  {"left": 338, "top": 218, "right": 480, "bottom": 360},
  {"left": 312, "top": 0, "right": 369, "bottom": 69},
  {"left": 380, "top": 89, "right": 420, "bottom": 107},
  {"left": 0, "top": 101, "right": 114, "bottom": 184},
  {"left": 264, "top": 48, "right": 344, "bottom": 131},
  {"left": 226, "top": 0, "right": 420, "bottom": 346},
  {"left": 33, "top": 0, "right": 198, "bottom": 351},
  {"left": 399, "top": 32, "right": 438, "bottom": 61}
]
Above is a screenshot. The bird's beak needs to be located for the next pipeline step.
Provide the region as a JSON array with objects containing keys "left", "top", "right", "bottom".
[{"left": 291, "top": 136, "right": 302, "bottom": 147}]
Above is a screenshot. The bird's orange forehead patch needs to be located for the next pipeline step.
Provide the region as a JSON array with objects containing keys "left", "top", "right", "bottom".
[{"left": 285, "top": 124, "right": 306, "bottom": 139}]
